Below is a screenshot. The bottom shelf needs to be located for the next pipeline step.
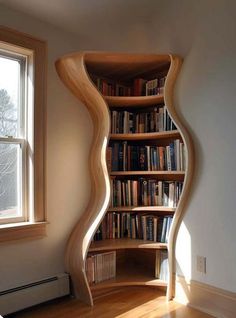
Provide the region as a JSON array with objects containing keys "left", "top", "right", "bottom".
[
  {"left": 87, "top": 248, "right": 168, "bottom": 291},
  {"left": 89, "top": 252, "right": 167, "bottom": 291},
  {"left": 90, "top": 270, "right": 167, "bottom": 290}
]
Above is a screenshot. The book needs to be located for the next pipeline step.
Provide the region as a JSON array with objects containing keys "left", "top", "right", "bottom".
[{"left": 86, "top": 251, "right": 116, "bottom": 284}]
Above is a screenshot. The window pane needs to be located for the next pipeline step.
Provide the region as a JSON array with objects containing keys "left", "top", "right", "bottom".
[
  {"left": 0, "top": 55, "right": 22, "bottom": 138},
  {"left": 0, "top": 143, "right": 22, "bottom": 220}
]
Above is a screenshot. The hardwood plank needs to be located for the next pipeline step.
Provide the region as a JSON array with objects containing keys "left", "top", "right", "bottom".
[{"left": 12, "top": 287, "right": 214, "bottom": 318}]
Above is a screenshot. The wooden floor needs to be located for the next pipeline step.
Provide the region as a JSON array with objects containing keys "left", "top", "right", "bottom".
[{"left": 8, "top": 287, "right": 214, "bottom": 318}]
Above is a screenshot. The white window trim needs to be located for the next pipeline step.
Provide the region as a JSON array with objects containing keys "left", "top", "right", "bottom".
[
  {"left": 0, "top": 26, "right": 47, "bottom": 242},
  {"left": 0, "top": 44, "right": 33, "bottom": 225}
]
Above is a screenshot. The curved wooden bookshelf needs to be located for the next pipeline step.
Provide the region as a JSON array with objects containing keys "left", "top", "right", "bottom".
[{"left": 55, "top": 52, "right": 194, "bottom": 306}]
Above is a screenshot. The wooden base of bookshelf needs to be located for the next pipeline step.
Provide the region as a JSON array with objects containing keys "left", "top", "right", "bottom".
[
  {"left": 90, "top": 268, "right": 167, "bottom": 291},
  {"left": 89, "top": 238, "right": 168, "bottom": 252}
]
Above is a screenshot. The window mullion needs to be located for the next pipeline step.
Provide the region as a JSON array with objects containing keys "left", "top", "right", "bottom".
[{"left": 0, "top": 136, "right": 25, "bottom": 144}]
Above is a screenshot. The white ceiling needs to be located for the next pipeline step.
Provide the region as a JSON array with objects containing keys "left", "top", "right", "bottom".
[{"left": 0, "top": 0, "right": 159, "bottom": 36}]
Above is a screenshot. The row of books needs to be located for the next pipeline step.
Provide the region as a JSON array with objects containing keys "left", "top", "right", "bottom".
[
  {"left": 86, "top": 251, "right": 116, "bottom": 284},
  {"left": 111, "top": 179, "right": 183, "bottom": 207},
  {"left": 108, "top": 140, "right": 186, "bottom": 172},
  {"left": 110, "top": 106, "right": 176, "bottom": 134},
  {"left": 94, "top": 213, "right": 173, "bottom": 243},
  {"left": 94, "top": 76, "right": 166, "bottom": 96},
  {"left": 145, "top": 77, "right": 166, "bottom": 96}
]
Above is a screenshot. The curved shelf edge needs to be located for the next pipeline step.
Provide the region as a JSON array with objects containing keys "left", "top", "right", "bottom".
[
  {"left": 110, "top": 130, "right": 181, "bottom": 141},
  {"left": 107, "top": 206, "right": 175, "bottom": 213},
  {"left": 105, "top": 94, "right": 164, "bottom": 107},
  {"left": 89, "top": 239, "right": 168, "bottom": 252},
  {"left": 164, "top": 55, "right": 194, "bottom": 300},
  {"left": 55, "top": 53, "right": 111, "bottom": 306}
]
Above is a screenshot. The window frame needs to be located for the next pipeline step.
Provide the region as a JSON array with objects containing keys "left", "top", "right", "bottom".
[
  {"left": 0, "top": 46, "right": 29, "bottom": 225},
  {"left": 0, "top": 26, "right": 47, "bottom": 242}
]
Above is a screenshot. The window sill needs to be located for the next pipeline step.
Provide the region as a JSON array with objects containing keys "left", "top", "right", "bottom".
[{"left": 0, "top": 221, "right": 48, "bottom": 243}]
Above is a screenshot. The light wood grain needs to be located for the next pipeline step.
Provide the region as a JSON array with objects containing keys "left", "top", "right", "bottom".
[
  {"left": 55, "top": 53, "right": 111, "bottom": 305},
  {"left": 105, "top": 94, "right": 164, "bottom": 107},
  {"left": 13, "top": 287, "right": 214, "bottom": 318},
  {"left": 110, "top": 130, "right": 181, "bottom": 140},
  {"left": 85, "top": 52, "right": 170, "bottom": 80},
  {"left": 107, "top": 206, "right": 175, "bottom": 213},
  {"left": 90, "top": 270, "right": 167, "bottom": 290},
  {"left": 164, "top": 56, "right": 195, "bottom": 300},
  {"left": 89, "top": 238, "right": 167, "bottom": 252},
  {"left": 110, "top": 170, "right": 185, "bottom": 181},
  {"left": 0, "top": 222, "right": 47, "bottom": 243}
]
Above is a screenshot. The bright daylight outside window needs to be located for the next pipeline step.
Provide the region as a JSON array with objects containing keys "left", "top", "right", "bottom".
[{"left": 0, "top": 44, "right": 32, "bottom": 225}]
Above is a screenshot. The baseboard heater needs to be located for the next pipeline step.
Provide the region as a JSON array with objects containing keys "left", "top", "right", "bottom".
[{"left": 0, "top": 273, "right": 70, "bottom": 316}]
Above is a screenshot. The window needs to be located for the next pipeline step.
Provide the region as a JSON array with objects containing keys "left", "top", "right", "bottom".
[{"left": 0, "top": 26, "right": 47, "bottom": 241}]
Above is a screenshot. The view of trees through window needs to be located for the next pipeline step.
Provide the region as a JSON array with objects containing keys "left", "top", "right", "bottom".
[{"left": 0, "top": 54, "right": 23, "bottom": 220}]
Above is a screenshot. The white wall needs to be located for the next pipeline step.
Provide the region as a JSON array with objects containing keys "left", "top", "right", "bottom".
[
  {"left": 0, "top": 5, "right": 93, "bottom": 291},
  {"left": 1, "top": 0, "right": 236, "bottom": 295},
  {"left": 152, "top": 0, "right": 236, "bottom": 293}
]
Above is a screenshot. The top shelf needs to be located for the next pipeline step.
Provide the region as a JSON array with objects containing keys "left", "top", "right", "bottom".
[
  {"left": 104, "top": 94, "right": 164, "bottom": 107},
  {"left": 85, "top": 53, "right": 170, "bottom": 81}
]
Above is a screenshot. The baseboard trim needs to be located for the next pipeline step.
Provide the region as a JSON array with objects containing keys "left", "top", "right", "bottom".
[
  {"left": 175, "top": 275, "right": 236, "bottom": 318},
  {"left": 0, "top": 273, "right": 70, "bottom": 315}
]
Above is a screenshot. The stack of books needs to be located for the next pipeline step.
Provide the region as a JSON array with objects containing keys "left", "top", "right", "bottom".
[
  {"left": 156, "top": 251, "right": 169, "bottom": 282},
  {"left": 86, "top": 251, "right": 116, "bottom": 284},
  {"left": 145, "top": 77, "right": 166, "bottom": 95}
]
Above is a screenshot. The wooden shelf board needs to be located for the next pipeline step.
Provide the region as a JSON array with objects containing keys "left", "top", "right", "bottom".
[
  {"left": 89, "top": 239, "right": 167, "bottom": 252},
  {"left": 90, "top": 270, "right": 167, "bottom": 290},
  {"left": 105, "top": 94, "right": 164, "bottom": 107},
  {"left": 85, "top": 53, "right": 170, "bottom": 81},
  {"left": 107, "top": 206, "right": 175, "bottom": 213},
  {"left": 110, "top": 171, "right": 185, "bottom": 177},
  {"left": 110, "top": 130, "right": 180, "bottom": 141}
]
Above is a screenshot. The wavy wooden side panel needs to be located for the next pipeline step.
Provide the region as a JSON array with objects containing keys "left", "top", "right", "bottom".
[
  {"left": 55, "top": 53, "right": 111, "bottom": 306},
  {"left": 165, "top": 55, "right": 195, "bottom": 300}
]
